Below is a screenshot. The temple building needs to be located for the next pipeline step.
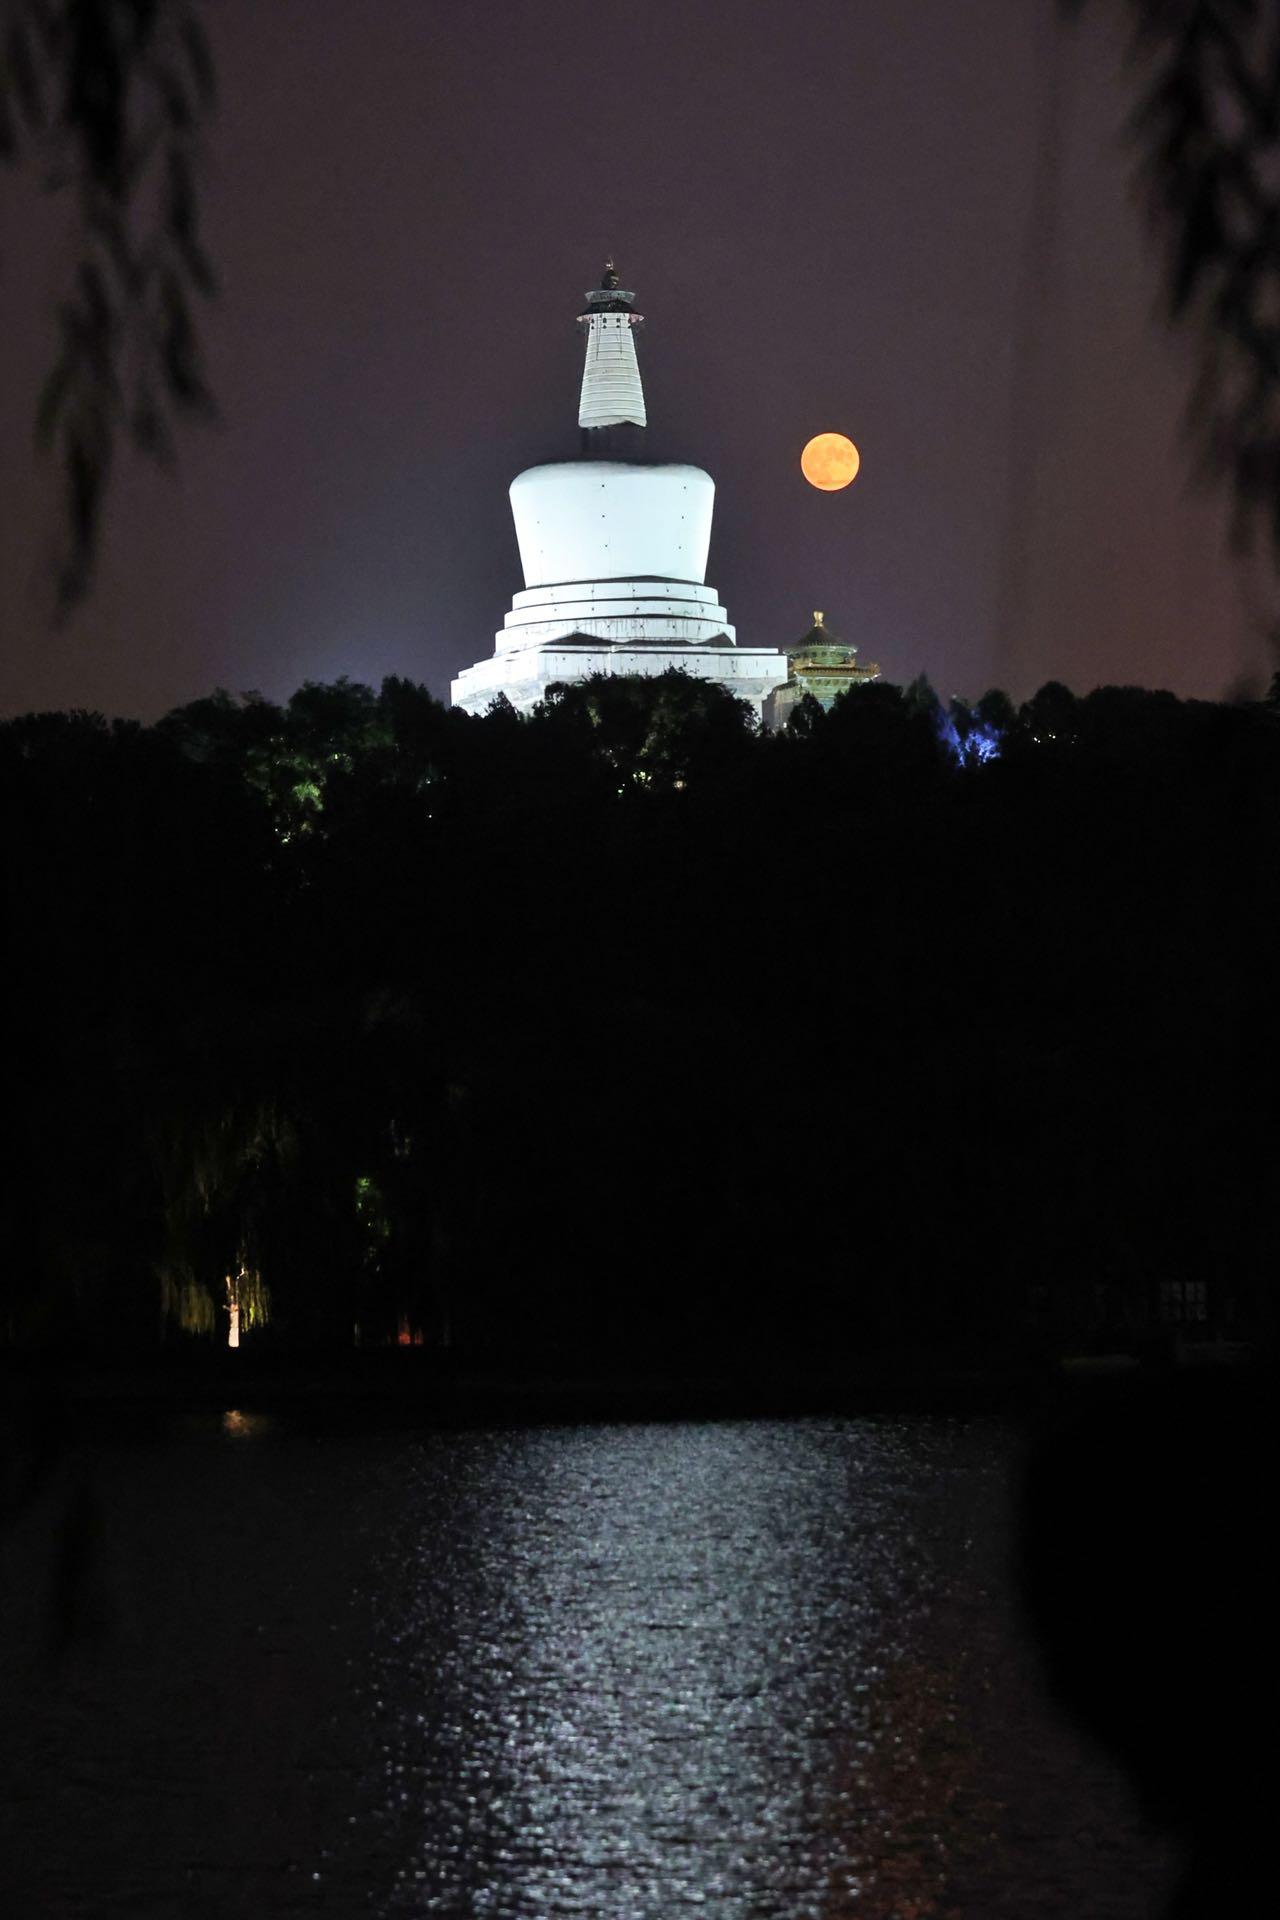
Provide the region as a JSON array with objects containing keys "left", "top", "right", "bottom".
[
  {"left": 765, "top": 610, "right": 880, "bottom": 729},
  {"left": 451, "top": 264, "right": 790, "bottom": 719}
]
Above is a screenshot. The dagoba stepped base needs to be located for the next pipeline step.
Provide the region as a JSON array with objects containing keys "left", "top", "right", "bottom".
[
  {"left": 451, "top": 639, "right": 789, "bottom": 721},
  {"left": 499, "top": 579, "right": 734, "bottom": 651}
]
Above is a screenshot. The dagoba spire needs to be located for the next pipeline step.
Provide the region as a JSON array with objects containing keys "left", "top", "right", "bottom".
[{"left": 577, "top": 258, "right": 646, "bottom": 431}]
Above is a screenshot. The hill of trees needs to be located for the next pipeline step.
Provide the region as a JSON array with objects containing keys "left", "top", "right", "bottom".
[{"left": 2, "top": 669, "right": 1276, "bottom": 1369}]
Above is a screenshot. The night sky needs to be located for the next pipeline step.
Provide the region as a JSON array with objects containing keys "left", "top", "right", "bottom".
[{"left": 0, "top": 0, "right": 1272, "bottom": 720}]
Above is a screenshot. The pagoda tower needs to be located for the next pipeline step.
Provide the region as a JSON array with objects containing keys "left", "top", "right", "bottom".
[
  {"left": 765, "top": 610, "right": 880, "bottom": 728},
  {"left": 450, "top": 263, "right": 788, "bottom": 718}
]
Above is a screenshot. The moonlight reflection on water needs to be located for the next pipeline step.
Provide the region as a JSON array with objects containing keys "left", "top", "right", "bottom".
[
  {"left": 0, "top": 1417, "right": 1172, "bottom": 1918},
  {"left": 353, "top": 1421, "right": 1168, "bottom": 1918}
]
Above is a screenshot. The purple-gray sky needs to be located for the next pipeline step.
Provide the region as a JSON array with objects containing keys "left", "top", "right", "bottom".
[{"left": 0, "top": 0, "right": 1273, "bottom": 719}]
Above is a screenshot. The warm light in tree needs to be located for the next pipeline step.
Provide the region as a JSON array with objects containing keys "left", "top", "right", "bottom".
[{"left": 225, "top": 1261, "right": 268, "bottom": 1347}]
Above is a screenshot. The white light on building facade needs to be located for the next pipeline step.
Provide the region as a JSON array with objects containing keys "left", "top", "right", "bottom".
[{"left": 451, "top": 262, "right": 788, "bottom": 720}]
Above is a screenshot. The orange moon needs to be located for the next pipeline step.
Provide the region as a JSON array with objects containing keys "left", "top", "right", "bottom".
[{"left": 801, "top": 432, "right": 860, "bottom": 491}]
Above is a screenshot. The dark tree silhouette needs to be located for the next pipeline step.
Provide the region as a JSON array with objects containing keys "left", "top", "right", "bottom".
[{"left": 2, "top": 669, "right": 1276, "bottom": 1360}]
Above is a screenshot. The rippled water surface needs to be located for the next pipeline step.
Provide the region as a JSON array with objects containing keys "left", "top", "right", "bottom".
[{"left": 0, "top": 1416, "right": 1173, "bottom": 1917}]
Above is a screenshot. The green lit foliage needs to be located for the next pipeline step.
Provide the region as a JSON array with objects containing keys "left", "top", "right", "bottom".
[
  {"left": 536, "top": 668, "right": 758, "bottom": 792},
  {"left": 158, "top": 677, "right": 453, "bottom": 845},
  {"left": 783, "top": 691, "right": 826, "bottom": 739},
  {"left": 160, "top": 1269, "right": 215, "bottom": 1337},
  {"left": 354, "top": 1172, "right": 391, "bottom": 1254},
  {"left": 154, "top": 1100, "right": 294, "bottom": 1340},
  {"left": 263, "top": 682, "right": 392, "bottom": 839},
  {"left": 227, "top": 1260, "right": 270, "bottom": 1333},
  {"left": 348, "top": 1115, "right": 444, "bottom": 1346}
]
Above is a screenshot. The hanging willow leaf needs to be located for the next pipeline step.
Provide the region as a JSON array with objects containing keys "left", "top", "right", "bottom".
[
  {"left": 84, "top": 197, "right": 140, "bottom": 294},
  {"left": 4, "top": 17, "right": 46, "bottom": 127},
  {"left": 0, "top": 0, "right": 217, "bottom": 609},
  {"left": 1071, "top": 1, "right": 1280, "bottom": 568},
  {"left": 33, "top": 352, "right": 74, "bottom": 447},
  {"left": 178, "top": 9, "right": 214, "bottom": 107},
  {"left": 165, "top": 144, "right": 216, "bottom": 292},
  {"left": 151, "top": 59, "right": 193, "bottom": 131},
  {"left": 63, "top": 417, "right": 112, "bottom": 601}
]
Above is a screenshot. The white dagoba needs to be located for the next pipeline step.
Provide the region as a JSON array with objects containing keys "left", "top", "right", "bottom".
[{"left": 451, "top": 262, "right": 789, "bottom": 719}]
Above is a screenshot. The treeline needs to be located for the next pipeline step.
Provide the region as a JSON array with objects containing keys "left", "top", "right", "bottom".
[{"left": 1, "top": 669, "right": 1277, "bottom": 1364}]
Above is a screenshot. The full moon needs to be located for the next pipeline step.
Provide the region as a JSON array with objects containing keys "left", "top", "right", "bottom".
[{"left": 801, "top": 432, "right": 860, "bottom": 491}]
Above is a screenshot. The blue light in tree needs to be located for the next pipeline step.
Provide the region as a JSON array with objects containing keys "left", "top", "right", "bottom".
[{"left": 936, "top": 705, "right": 1003, "bottom": 767}]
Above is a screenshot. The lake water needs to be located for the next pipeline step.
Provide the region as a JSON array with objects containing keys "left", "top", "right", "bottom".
[{"left": 0, "top": 1414, "right": 1175, "bottom": 1918}]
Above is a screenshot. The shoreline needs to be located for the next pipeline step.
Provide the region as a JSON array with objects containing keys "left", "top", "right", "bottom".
[{"left": 2, "top": 1344, "right": 1266, "bottom": 1435}]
